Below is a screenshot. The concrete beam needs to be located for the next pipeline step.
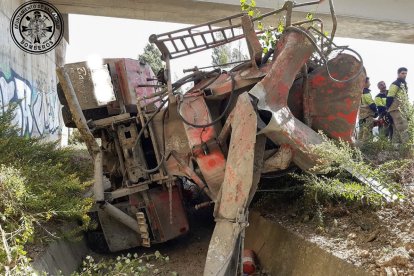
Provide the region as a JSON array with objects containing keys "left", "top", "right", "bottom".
[
  {"left": 48, "top": 0, "right": 414, "bottom": 44},
  {"left": 49, "top": 0, "right": 242, "bottom": 24},
  {"left": 197, "top": 0, "right": 414, "bottom": 25}
]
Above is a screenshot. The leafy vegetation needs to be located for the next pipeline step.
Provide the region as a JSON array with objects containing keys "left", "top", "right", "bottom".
[
  {"left": 138, "top": 43, "right": 164, "bottom": 75},
  {"left": 74, "top": 251, "right": 173, "bottom": 276},
  {"left": 254, "top": 133, "right": 412, "bottom": 229},
  {"left": 0, "top": 105, "right": 93, "bottom": 274},
  {"left": 240, "top": 0, "right": 331, "bottom": 58},
  {"left": 304, "top": 132, "right": 406, "bottom": 205},
  {"left": 240, "top": 0, "right": 284, "bottom": 54}
]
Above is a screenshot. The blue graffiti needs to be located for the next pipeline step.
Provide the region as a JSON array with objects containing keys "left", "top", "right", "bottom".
[{"left": 0, "top": 69, "right": 61, "bottom": 137}]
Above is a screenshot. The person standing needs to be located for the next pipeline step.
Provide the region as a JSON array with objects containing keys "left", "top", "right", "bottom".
[
  {"left": 359, "top": 77, "right": 377, "bottom": 141},
  {"left": 386, "top": 67, "right": 409, "bottom": 143},
  {"left": 375, "top": 81, "right": 392, "bottom": 139}
]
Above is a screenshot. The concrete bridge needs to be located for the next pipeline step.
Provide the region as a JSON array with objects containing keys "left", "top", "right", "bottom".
[
  {"left": 50, "top": 0, "right": 414, "bottom": 44},
  {"left": 1, "top": 0, "right": 412, "bottom": 143}
]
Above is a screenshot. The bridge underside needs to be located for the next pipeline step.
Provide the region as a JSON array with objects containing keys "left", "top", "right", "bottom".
[{"left": 50, "top": 0, "right": 414, "bottom": 44}]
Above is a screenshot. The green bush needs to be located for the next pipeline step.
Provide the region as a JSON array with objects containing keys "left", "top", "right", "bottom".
[
  {"left": 0, "top": 166, "right": 33, "bottom": 274},
  {"left": 302, "top": 132, "right": 405, "bottom": 206},
  {"left": 298, "top": 173, "right": 383, "bottom": 205},
  {"left": 73, "top": 251, "right": 173, "bottom": 276},
  {"left": 0, "top": 105, "right": 93, "bottom": 274}
]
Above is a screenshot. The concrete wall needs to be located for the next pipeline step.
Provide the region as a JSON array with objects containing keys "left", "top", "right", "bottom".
[
  {"left": 245, "top": 211, "right": 370, "bottom": 276},
  {"left": 0, "top": 0, "right": 66, "bottom": 141},
  {"left": 32, "top": 237, "right": 89, "bottom": 275}
]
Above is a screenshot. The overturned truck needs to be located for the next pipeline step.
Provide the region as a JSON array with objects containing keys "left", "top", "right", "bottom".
[{"left": 56, "top": 0, "right": 376, "bottom": 274}]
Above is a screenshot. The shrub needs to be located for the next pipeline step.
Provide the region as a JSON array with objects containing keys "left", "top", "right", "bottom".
[
  {"left": 0, "top": 105, "right": 93, "bottom": 274},
  {"left": 302, "top": 132, "right": 404, "bottom": 206}
]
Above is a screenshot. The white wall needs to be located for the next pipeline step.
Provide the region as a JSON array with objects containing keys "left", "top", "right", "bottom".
[{"left": 0, "top": 0, "right": 66, "bottom": 142}]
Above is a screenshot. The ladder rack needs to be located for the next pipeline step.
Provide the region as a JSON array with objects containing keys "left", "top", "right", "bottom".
[{"left": 149, "top": 13, "right": 246, "bottom": 60}]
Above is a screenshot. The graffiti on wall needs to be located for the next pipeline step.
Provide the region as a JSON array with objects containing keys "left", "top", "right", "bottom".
[{"left": 0, "top": 69, "right": 61, "bottom": 137}]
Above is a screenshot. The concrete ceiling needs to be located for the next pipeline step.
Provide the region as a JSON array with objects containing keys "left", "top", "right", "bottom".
[{"left": 49, "top": 0, "right": 414, "bottom": 44}]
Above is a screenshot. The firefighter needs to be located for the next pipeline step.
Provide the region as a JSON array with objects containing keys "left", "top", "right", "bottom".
[
  {"left": 358, "top": 77, "right": 378, "bottom": 141},
  {"left": 375, "top": 81, "right": 392, "bottom": 139},
  {"left": 386, "top": 67, "right": 409, "bottom": 143}
]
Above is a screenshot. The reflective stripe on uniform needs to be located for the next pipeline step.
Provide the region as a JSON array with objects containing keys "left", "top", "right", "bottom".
[
  {"left": 361, "top": 93, "right": 374, "bottom": 105},
  {"left": 375, "top": 94, "right": 386, "bottom": 107}
]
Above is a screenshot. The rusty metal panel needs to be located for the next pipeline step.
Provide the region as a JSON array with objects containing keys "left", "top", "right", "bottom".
[
  {"left": 116, "top": 123, "right": 147, "bottom": 183},
  {"left": 308, "top": 54, "right": 365, "bottom": 143},
  {"left": 63, "top": 62, "right": 98, "bottom": 110},
  {"left": 168, "top": 151, "right": 214, "bottom": 200},
  {"left": 249, "top": 29, "right": 323, "bottom": 171},
  {"left": 179, "top": 94, "right": 226, "bottom": 197},
  {"left": 287, "top": 77, "right": 305, "bottom": 121},
  {"left": 146, "top": 186, "right": 189, "bottom": 243},
  {"left": 187, "top": 65, "right": 271, "bottom": 98},
  {"left": 214, "top": 92, "right": 257, "bottom": 219},
  {"left": 164, "top": 102, "right": 191, "bottom": 168},
  {"left": 115, "top": 59, "right": 158, "bottom": 111}
]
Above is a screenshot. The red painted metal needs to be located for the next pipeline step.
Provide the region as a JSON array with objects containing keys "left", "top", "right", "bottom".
[
  {"left": 187, "top": 64, "right": 272, "bottom": 98},
  {"left": 243, "top": 249, "right": 257, "bottom": 275},
  {"left": 127, "top": 185, "right": 189, "bottom": 244},
  {"left": 115, "top": 59, "right": 159, "bottom": 110},
  {"left": 307, "top": 54, "right": 365, "bottom": 143},
  {"left": 179, "top": 93, "right": 226, "bottom": 197},
  {"left": 249, "top": 28, "right": 323, "bottom": 171},
  {"left": 146, "top": 186, "right": 189, "bottom": 242},
  {"left": 204, "top": 93, "right": 257, "bottom": 276},
  {"left": 215, "top": 93, "right": 257, "bottom": 218}
]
